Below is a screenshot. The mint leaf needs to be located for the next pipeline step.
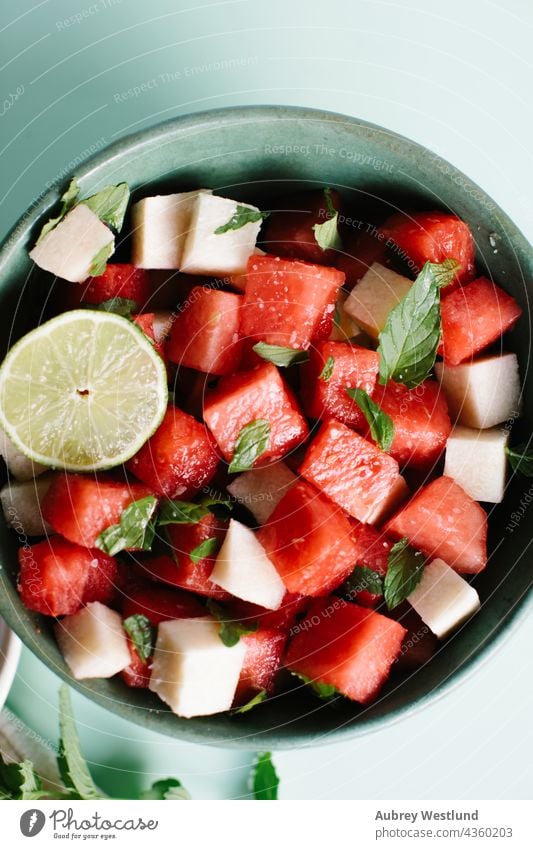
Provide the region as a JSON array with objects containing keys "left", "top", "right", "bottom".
[
  {"left": 190, "top": 536, "right": 219, "bottom": 564},
  {"left": 159, "top": 499, "right": 211, "bottom": 526},
  {"left": 347, "top": 387, "right": 395, "bottom": 452},
  {"left": 57, "top": 686, "right": 104, "bottom": 800},
  {"left": 36, "top": 178, "right": 80, "bottom": 244},
  {"left": 319, "top": 355, "right": 335, "bottom": 382},
  {"left": 250, "top": 752, "right": 279, "bottom": 800},
  {"left": 228, "top": 419, "right": 270, "bottom": 473},
  {"left": 82, "top": 182, "right": 130, "bottom": 232},
  {"left": 377, "top": 258, "right": 460, "bottom": 389},
  {"left": 232, "top": 690, "right": 268, "bottom": 714},
  {"left": 94, "top": 297, "right": 137, "bottom": 318},
  {"left": 312, "top": 187, "right": 342, "bottom": 251},
  {"left": 123, "top": 614, "right": 155, "bottom": 663},
  {"left": 383, "top": 538, "right": 425, "bottom": 610},
  {"left": 293, "top": 672, "right": 339, "bottom": 699},
  {"left": 206, "top": 599, "right": 259, "bottom": 647},
  {"left": 140, "top": 778, "right": 191, "bottom": 800},
  {"left": 96, "top": 495, "right": 157, "bottom": 557},
  {"left": 214, "top": 205, "right": 268, "bottom": 234},
  {"left": 343, "top": 565, "right": 384, "bottom": 597},
  {"left": 0, "top": 756, "right": 44, "bottom": 800},
  {"left": 252, "top": 342, "right": 309, "bottom": 368},
  {"left": 89, "top": 241, "right": 114, "bottom": 277},
  {"left": 506, "top": 444, "right": 533, "bottom": 476},
  {"left": 333, "top": 304, "right": 341, "bottom": 328}
]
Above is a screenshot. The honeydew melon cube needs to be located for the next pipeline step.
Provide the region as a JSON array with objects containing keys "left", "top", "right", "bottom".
[
  {"left": 444, "top": 426, "right": 509, "bottom": 503},
  {"left": 0, "top": 475, "right": 53, "bottom": 536},
  {"left": 0, "top": 428, "right": 47, "bottom": 481},
  {"left": 131, "top": 190, "right": 211, "bottom": 269},
  {"left": 55, "top": 602, "right": 130, "bottom": 680},
  {"left": 210, "top": 519, "right": 285, "bottom": 609},
  {"left": 29, "top": 204, "right": 114, "bottom": 283},
  {"left": 343, "top": 262, "right": 413, "bottom": 339},
  {"left": 435, "top": 354, "right": 521, "bottom": 429},
  {"left": 329, "top": 291, "right": 369, "bottom": 345},
  {"left": 226, "top": 461, "right": 297, "bottom": 524},
  {"left": 180, "top": 193, "right": 262, "bottom": 276},
  {"left": 368, "top": 474, "right": 410, "bottom": 525},
  {"left": 149, "top": 617, "right": 246, "bottom": 718},
  {"left": 407, "top": 558, "right": 480, "bottom": 639}
]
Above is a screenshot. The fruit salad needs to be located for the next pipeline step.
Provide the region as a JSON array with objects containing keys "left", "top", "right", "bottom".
[{"left": 0, "top": 181, "right": 526, "bottom": 718}]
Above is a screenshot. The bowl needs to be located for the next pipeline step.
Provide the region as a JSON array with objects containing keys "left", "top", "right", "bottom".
[
  {"left": 0, "top": 106, "right": 531, "bottom": 748},
  {"left": 0, "top": 618, "right": 21, "bottom": 710}
]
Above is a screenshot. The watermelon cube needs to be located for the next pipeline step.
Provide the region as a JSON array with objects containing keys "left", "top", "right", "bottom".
[
  {"left": 370, "top": 379, "right": 451, "bottom": 469},
  {"left": 120, "top": 637, "right": 152, "bottom": 689},
  {"left": 234, "top": 628, "right": 287, "bottom": 705},
  {"left": 347, "top": 522, "right": 394, "bottom": 607},
  {"left": 385, "top": 475, "right": 487, "bottom": 574},
  {"left": 18, "top": 536, "right": 118, "bottom": 617},
  {"left": 42, "top": 473, "right": 154, "bottom": 549},
  {"left": 240, "top": 254, "right": 344, "bottom": 349},
  {"left": 381, "top": 211, "right": 475, "bottom": 285},
  {"left": 203, "top": 363, "right": 308, "bottom": 465},
  {"left": 261, "top": 189, "right": 344, "bottom": 266},
  {"left": 126, "top": 406, "right": 219, "bottom": 498},
  {"left": 300, "top": 340, "right": 379, "bottom": 430},
  {"left": 132, "top": 313, "right": 169, "bottom": 367},
  {"left": 227, "top": 591, "right": 308, "bottom": 633},
  {"left": 256, "top": 479, "right": 358, "bottom": 596},
  {"left": 167, "top": 287, "right": 243, "bottom": 375},
  {"left": 120, "top": 577, "right": 205, "bottom": 624},
  {"left": 299, "top": 420, "right": 406, "bottom": 524},
  {"left": 285, "top": 599, "right": 407, "bottom": 704},
  {"left": 78, "top": 264, "right": 151, "bottom": 308},
  {"left": 439, "top": 276, "right": 522, "bottom": 365}
]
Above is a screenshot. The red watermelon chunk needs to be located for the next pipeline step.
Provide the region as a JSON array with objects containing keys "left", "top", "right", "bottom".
[
  {"left": 132, "top": 313, "right": 168, "bottom": 366},
  {"left": 126, "top": 406, "right": 219, "bottom": 498},
  {"left": 381, "top": 211, "right": 475, "bottom": 285},
  {"left": 348, "top": 522, "right": 393, "bottom": 607},
  {"left": 167, "top": 287, "right": 243, "bottom": 376},
  {"left": 120, "top": 637, "right": 152, "bottom": 689},
  {"left": 385, "top": 475, "right": 488, "bottom": 574},
  {"left": 227, "top": 591, "right": 309, "bottom": 632},
  {"left": 300, "top": 341, "right": 379, "bottom": 430},
  {"left": 203, "top": 362, "right": 308, "bottom": 465},
  {"left": 285, "top": 599, "right": 407, "bottom": 704},
  {"left": 18, "top": 536, "right": 118, "bottom": 617},
  {"left": 74, "top": 264, "right": 151, "bottom": 308},
  {"left": 439, "top": 276, "right": 522, "bottom": 365},
  {"left": 234, "top": 629, "right": 287, "bottom": 705},
  {"left": 299, "top": 420, "right": 406, "bottom": 524},
  {"left": 42, "top": 473, "right": 154, "bottom": 549},
  {"left": 120, "top": 578, "right": 205, "bottom": 624},
  {"left": 256, "top": 479, "right": 358, "bottom": 597},
  {"left": 261, "top": 189, "right": 344, "bottom": 266},
  {"left": 241, "top": 254, "right": 344, "bottom": 350},
  {"left": 371, "top": 379, "right": 451, "bottom": 469}
]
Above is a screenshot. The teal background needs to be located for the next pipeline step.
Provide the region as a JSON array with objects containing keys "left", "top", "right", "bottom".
[{"left": 1, "top": 0, "right": 532, "bottom": 799}]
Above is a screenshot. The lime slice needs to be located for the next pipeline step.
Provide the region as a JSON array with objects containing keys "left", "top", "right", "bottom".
[{"left": 0, "top": 310, "right": 168, "bottom": 471}]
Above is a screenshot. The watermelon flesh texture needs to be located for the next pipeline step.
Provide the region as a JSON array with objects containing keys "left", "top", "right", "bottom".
[
  {"left": 261, "top": 189, "right": 343, "bottom": 266},
  {"left": 234, "top": 629, "right": 287, "bottom": 705},
  {"left": 61, "top": 264, "right": 152, "bottom": 310},
  {"left": 347, "top": 521, "right": 394, "bottom": 607}
]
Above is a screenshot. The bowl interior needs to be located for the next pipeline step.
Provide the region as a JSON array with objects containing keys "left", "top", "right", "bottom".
[{"left": 0, "top": 106, "right": 532, "bottom": 748}]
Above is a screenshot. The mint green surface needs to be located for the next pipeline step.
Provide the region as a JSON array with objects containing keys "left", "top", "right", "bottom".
[{"left": 1, "top": 0, "right": 533, "bottom": 798}]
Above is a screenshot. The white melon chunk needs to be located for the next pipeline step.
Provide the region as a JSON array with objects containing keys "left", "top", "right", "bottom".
[
  {"left": 367, "top": 474, "right": 410, "bottom": 525},
  {"left": 343, "top": 262, "right": 412, "bottom": 339},
  {"left": 132, "top": 189, "right": 211, "bottom": 269},
  {"left": 435, "top": 353, "right": 521, "bottom": 429},
  {"left": 55, "top": 602, "right": 130, "bottom": 680},
  {"left": 0, "top": 428, "right": 47, "bottom": 481},
  {"left": 329, "top": 291, "right": 369, "bottom": 345},
  {"left": 149, "top": 617, "right": 245, "bottom": 718},
  {"left": 152, "top": 311, "right": 175, "bottom": 344},
  {"left": 210, "top": 519, "right": 285, "bottom": 609},
  {"left": 0, "top": 475, "right": 54, "bottom": 536},
  {"left": 444, "top": 426, "right": 509, "bottom": 503},
  {"left": 180, "top": 193, "right": 263, "bottom": 276},
  {"left": 226, "top": 461, "right": 297, "bottom": 524},
  {"left": 29, "top": 204, "right": 114, "bottom": 283},
  {"left": 407, "top": 558, "right": 480, "bottom": 639}
]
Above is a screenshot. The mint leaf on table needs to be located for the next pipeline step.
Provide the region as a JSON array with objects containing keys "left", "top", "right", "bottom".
[
  {"left": 0, "top": 756, "right": 45, "bottom": 800},
  {"left": 96, "top": 495, "right": 158, "bottom": 557},
  {"left": 346, "top": 387, "right": 395, "bottom": 452},
  {"left": 293, "top": 672, "right": 339, "bottom": 700},
  {"left": 190, "top": 536, "right": 219, "bottom": 564},
  {"left": 250, "top": 752, "right": 279, "bottom": 800},
  {"left": 232, "top": 690, "right": 268, "bottom": 715},
  {"left": 319, "top": 355, "right": 335, "bottom": 382},
  {"left": 57, "top": 686, "right": 104, "bottom": 801},
  {"left": 94, "top": 297, "right": 137, "bottom": 318},
  {"left": 206, "top": 599, "right": 259, "bottom": 647},
  {"left": 313, "top": 187, "right": 342, "bottom": 251},
  {"left": 252, "top": 342, "right": 309, "bottom": 368},
  {"left": 140, "top": 778, "right": 191, "bottom": 800},
  {"left": 35, "top": 178, "right": 80, "bottom": 244},
  {"left": 377, "top": 258, "right": 460, "bottom": 389},
  {"left": 82, "top": 182, "right": 130, "bottom": 232},
  {"left": 214, "top": 205, "right": 269, "bottom": 234},
  {"left": 383, "top": 538, "right": 425, "bottom": 610},
  {"left": 506, "top": 444, "right": 533, "bottom": 476},
  {"left": 228, "top": 419, "right": 270, "bottom": 473},
  {"left": 123, "top": 614, "right": 155, "bottom": 663},
  {"left": 343, "top": 565, "right": 384, "bottom": 598}
]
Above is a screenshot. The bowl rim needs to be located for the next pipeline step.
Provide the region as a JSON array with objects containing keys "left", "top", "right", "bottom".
[
  {"left": 0, "top": 104, "right": 531, "bottom": 749},
  {"left": 0, "top": 618, "right": 21, "bottom": 711}
]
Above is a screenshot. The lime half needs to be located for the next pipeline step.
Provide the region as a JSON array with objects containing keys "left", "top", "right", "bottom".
[{"left": 0, "top": 310, "right": 168, "bottom": 471}]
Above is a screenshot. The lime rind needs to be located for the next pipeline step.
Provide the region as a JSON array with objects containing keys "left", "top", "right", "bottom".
[{"left": 0, "top": 310, "right": 168, "bottom": 471}]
